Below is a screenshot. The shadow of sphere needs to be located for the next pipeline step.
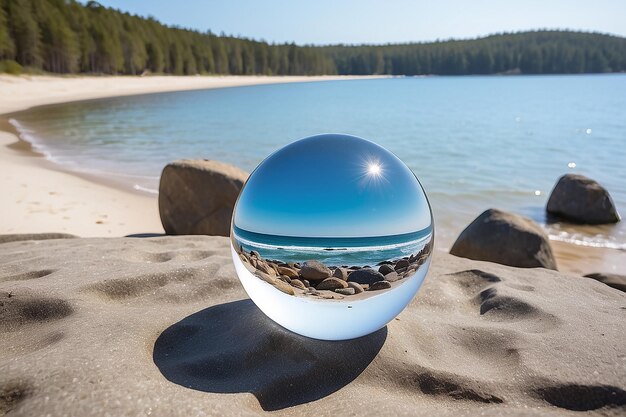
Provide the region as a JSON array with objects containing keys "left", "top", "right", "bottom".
[{"left": 153, "top": 299, "right": 387, "bottom": 411}]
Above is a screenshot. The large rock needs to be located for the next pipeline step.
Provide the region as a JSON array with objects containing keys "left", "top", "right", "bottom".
[
  {"left": 546, "top": 174, "right": 620, "bottom": 224},
  {"left": 299, "top": 260, "right": 331, "bottom": 281},
  {"left": 158, "top": 159, "right": 248, "bottom": 236},
  {"left": 584, "top": 273, "right": 626, "bottom": 293},
  {"left": 450, "top": 209, "right": 557, "bottom": 270},
  {"left": 348, "top": 268, "right": 385, "bottom": 285}
]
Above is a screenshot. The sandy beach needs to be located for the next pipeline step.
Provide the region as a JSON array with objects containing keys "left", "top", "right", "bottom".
[
  {"left": 0, "top": 236, "right": 624, "bottom": 416},
  {"left": 0, "top": 75, "right": 373, "bottom": 237}
]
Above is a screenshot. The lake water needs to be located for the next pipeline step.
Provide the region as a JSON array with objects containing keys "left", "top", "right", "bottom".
[{"left": 9, "top": 75, "right": 626, "bottom": 250}]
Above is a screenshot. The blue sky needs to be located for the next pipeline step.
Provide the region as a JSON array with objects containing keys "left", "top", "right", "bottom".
[
  {"left": 88, "top": 0, "right": 625, "bottom": 45},
  {"left": 233, "top": 134, "right": 432, "bottom": 237}
]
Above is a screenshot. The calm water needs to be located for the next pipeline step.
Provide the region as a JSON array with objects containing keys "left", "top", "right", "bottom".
[{"left": 10, "top": 75, "right": 626, "bottom": 249}]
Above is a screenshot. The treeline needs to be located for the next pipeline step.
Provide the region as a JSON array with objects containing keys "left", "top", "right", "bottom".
[{"left": 1, "top": 0, "right": 625, "bottom": 76}]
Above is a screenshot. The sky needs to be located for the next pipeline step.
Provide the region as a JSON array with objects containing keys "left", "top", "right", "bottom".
[
  {"left": 88, "top": 0, "right": 625, "bottom": 45},
  {"left": 233, "top": 134, "right": 432, "bottom": 237}
]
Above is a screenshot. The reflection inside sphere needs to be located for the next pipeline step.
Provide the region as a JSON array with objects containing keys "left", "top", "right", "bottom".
[{"left": 230, "top": 133, "right": 433, "bottom": 340}]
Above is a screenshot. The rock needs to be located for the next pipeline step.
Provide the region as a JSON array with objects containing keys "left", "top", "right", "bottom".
[
  {"left": 395, "top": 259, "right": 410, "bottom": 271},
  {"left": 316, "top": 277, "right": 348, "bottom": 290},
  {"left": 277, "top": 275, "right": 291, "bottom": 284},
  {"left": 290, "top": 279, "right": 306, "bottom": 290},
  {"left": 584, "top": 273, "right": 626, "bottom": 293},
  {"left": 348, "top": 282, "right": 364, "bottom": 294},
  {"left": 277, "top": 266, "right": 299, "bottom": 279},
  {"left": 273, "top": 279, "right": 295, "bottom": 295},
  {"left": 269, "top": 263, "right": 280, "bottom": 275},
  {"left": 255, "top": 271, "right": 275, "bottom": 285},
  {"left": 335, "top": 287, "right": 356, "bottom": 296},
  {"left": 450, "top": 209, "right": 557, "bottom": 270},
  {"left": 369, "top": 280, "right": 392, "bottom": 291},
  {"left": 299, "top": 260, "right": 332, "bottom": 280},
  {"left": 250, "top": 250, "right": 260, "bottom": 259},
  {"left": 158, "top": 159, "right": 248, "bottom": 236},
  {"left": 314, "top": 290, "right": 342, "bottom": 299},
  {"left": 256, "top": 261, "right": 276, "bottom": 276},
  {"left": 378, "top": 264, "right": 395, "bottom": 275},
  {"left": 384, "top": 271, "right": 399, "bottom": 282},
  {"left": 348, "top": 268, "right": 385, "bottom": 285},
  {"left": 332, "top": 268, "right": 349, "bottom": 281},
  {"left": 546, "top": 174, "right": 620, "bottom": 224}
]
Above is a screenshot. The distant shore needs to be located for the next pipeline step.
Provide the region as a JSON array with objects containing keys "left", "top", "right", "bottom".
[{"left": 0, "top": 75, "right": 380, "bottom": 237}]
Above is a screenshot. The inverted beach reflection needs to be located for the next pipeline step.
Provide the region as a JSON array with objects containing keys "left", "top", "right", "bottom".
[{"left": 230, "top": 133, "right": 433, "bottom": 339}]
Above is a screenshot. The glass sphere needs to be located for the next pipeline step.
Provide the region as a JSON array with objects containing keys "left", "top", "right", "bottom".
[{"left": 230, "top": 134, "right": 433, "bottom": 340}]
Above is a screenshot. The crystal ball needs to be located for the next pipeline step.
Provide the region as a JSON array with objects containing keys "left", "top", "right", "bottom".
[{"left": 230, "top": 134, "right": 433, "bottom": 340}]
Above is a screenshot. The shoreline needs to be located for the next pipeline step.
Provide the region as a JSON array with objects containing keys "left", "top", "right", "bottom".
[
  {"left": 0, "top": 75, "right": 382, "bottom": 237},
  {"left": 1, "top": 74, "right": 624, "bottom": 275}
]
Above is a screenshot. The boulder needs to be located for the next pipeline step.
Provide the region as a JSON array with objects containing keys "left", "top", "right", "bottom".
[
  {"left": 316, "top": 277, "right": 348, "bottom": 291},
  {"left": 546, "top": 174, "right": 620, "bottom": 224},
  {"left": 378, "top": 264, "right": 395, "bottom": 275},
  {"left": 347, "top": 282, "right": 364, "bottom": 294},
  {"left": 584, "top": 273, "right": 626, "bottom": 293},
  {"left": 348, "top": 268, "right": 385, "bottom": 285},
  {"left": 369, "top": 280, "right": 392, "bottom": 291},
  {"left": 332, "top": 268, "right": 349, "bottom": 281},
  {"left": 450, "top": 209, "right": 557, "bottom": 270},
  {"left": 299, "top": 260, "right": 331, "bottom": 281},
  {"left": 158, "top": 159, "right": 248, "bottom": 236},
  {"left": 394, "top": 259, "right": 410, "bottom": 271}
]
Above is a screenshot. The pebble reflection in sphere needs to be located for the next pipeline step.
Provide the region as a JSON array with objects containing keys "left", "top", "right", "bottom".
[{"left": 230, "top": 134, "right": 434, "bottom": 340}]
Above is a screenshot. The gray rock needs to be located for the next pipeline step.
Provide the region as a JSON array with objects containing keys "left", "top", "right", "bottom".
[
  {"left": 369, "top": 280, "right": 392, "bottom": 291},
  {"left": 348, "top": 268, "right": 385, "bottom": 285},
  {"left": 299, "top": 260, "right": 332, "bottom": 280},
  {"left": 378, "top": 264, "right": 395, "bottom": 275},
  {"left": 335, "top": 287, "right": 356, "bottom": 296},
  {"left": 158, "top": 159, "right": 248, "bottom": 236},
  {"left": 450, "top": 209, "right": 557, "bottom": 270},
  {"left": 547, "top": 174, "right": 620, "bottom": 224},
  {"left": 316, "top": 277, "right": 348, "bottom": 290},
  {"left": 348, "top": 282, "right": 364, "bottom": 294},
  {"left": 332, "top": 268, "right": 349, "bottom": 281},
  {"left": 395, "top": 259, "right": 410, "bottom": 270},
  {"left": 384, "top": 271, "right": 399, "bottom": 282},
  {"left": 584, "top": 273, "right": 626, "bottom": 293}
]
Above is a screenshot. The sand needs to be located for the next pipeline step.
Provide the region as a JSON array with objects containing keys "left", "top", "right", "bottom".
[
  {"left": 0, "top": 235, "right": 624, "bottom": 416},
  {"left": 0, "top": 75, "right": 374, "bottom": 238},
  {"left": 0, "top": 129, "right": 163, "bottom": 237},
  {"left": 0, "top": 74, "right": 377, "bottom": 115}
]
